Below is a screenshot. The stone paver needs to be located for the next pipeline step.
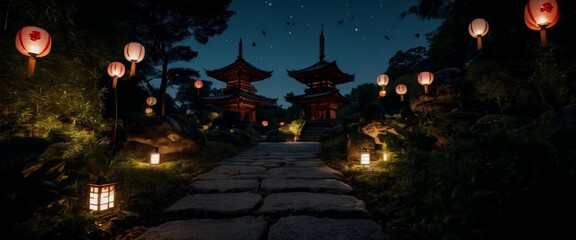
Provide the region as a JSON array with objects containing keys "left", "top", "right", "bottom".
[{"left": 136, "top": 142, "right": 387, "bottom": 240}]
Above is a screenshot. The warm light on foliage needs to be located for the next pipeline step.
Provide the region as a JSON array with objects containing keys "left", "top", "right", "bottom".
[
  {"left": 418, "top": 71, "right": 434, "bottom": 94},
  {"left": 468, "top": 18, "right": 489, "bottom": 50},
  {"left": 124, "top": 42, "right": 145, "bottom": 77},
  {"left": 524, "top": 0, "right": 559, "bottom": 47},
  {"left": 15, "top": 26, "right": 52, "bottom": 76},
  {"left": 88, "top": 181, "right": 116, "bottom": 211}
]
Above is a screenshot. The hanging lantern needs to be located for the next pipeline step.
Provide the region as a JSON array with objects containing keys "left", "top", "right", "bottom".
[
  {"left": 150, "top": 148, "right": 160, "bottom": 165},
  {"left": 395, "top": 84, "right": 407, "bottom": 102},
  {"left": 15, "top": 26, "right": 52, "bottom": 76},
  {"left": 468, "top": 18, "right": 489, "bottom": 50},
  {"left": 418, "top": 71, "right": 434, "bottom": 94},
  {"left": 88, "top": 179, "right": 116, "bottom": 211},
  {"left": 107, "top": 62, "right": 125, "bottom": 89},
  {"left": 261, "top": 120, "right": 269, "bottom": 127},
  {"left": 146, "top": 96, "right": 157, "bottom": 106},
  {"left": 360, "top": 149, "right": 370, "bottom": 166},
  {"left": 379, "top": 89, "right": 386, "bottom": 98},
  {"left": 124, "top": 42, "right": 145, "bottom": 77},
  {"left": 524, "top": 0, "right": 559, "bottom": 47},
  {"left": 279, "top": 121, "right": 285, "bottom": 126},
  {"left": 194, "top": 80, "right": 204, "bottom": 95},
  {"left": 376, "top": 74, "right": 389, "bottom": 87}
]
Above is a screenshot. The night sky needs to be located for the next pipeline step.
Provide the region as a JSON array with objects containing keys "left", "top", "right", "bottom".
[{"left": 178, "top": 0, "right": 442, "bottom": 108}]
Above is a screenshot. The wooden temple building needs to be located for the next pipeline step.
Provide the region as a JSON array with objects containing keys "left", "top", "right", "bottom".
[
  {"left": 202, "top": 39, "right": 277, "bottom": 123},
  {"left": 285, "top": 26, "right": 354, "bottom": 122}
]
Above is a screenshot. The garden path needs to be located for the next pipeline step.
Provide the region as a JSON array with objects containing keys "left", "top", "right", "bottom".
[{"left": 134, "top": 142, "right": 388, "bottom": 240}]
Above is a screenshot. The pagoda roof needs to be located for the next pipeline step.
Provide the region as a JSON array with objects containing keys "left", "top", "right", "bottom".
[
  {"left": 203, "top": 90, "right": 277, "bottom": 106},
  {"left": 205, "top": 39, "right": 272, "bottom": 83},
  {"left": 287, "top": 60, "right": 354, "bottom": 85},
  {"left": 285, "top": 88, "right": 352, "bottom": 104}
]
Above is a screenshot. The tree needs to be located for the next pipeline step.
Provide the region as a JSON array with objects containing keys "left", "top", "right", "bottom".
[
  {"left": 386, "top": 46, "right": 428, "bottom": 79},
  {"left": 127, "top": 0, "right": 235, "bottom": 116}
]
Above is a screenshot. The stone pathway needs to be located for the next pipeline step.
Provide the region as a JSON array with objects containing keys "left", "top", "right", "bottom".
[{"left": 135, "top": 142, "right": 388, "bottom": 240}]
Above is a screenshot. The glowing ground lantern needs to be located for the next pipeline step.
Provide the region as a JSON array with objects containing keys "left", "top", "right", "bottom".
[
  {"left": 124, "top": 42, "right": 145, "bottom": 77},
  {"left": 194, "top": 80, "right": 204, "bottom": 95},
  {"left": 88, "top": 180, "right": 116, "bottom": 211},
  {"left": 418, "top": 71, "right": 434, "bottom": 94},
  {"left": 468, "top": 18, "right": 489, "bottom": 50},
  {"left": 150, "top": 148, "right": 160, "bottom": 165},
  {"left": 360, "top": 149, "right": 370, "bottom": 166},
  {"left": 395, "top": 84, "right": 407, "bottom": 102},
  {"left": 15, "top": 26, "right": 52, "bottom": 76},
  {"left": 107, "top": 62, "right": 125, "bottom": 89},
  {"left": 524, "top": 0, "right": 559, "bottom": 47}
]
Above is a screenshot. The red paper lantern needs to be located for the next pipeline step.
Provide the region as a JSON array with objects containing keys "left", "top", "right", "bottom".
[
  {"left": 418, "top": 71, "right": 434, "bottom": 94},
  {"left": 107, "top": 62, "right": 125, "bottom": 89},
  {"left": 15, "top": 26, "right": 52, "bottom": 76},
  {"left": 468, "top": 18, "right": 489, "bottom": 50},
  {"left": 194, "top": 80, "right": 203, "bottom": 95},
  {"left": 379, "top": 89, "right": 386, "bottom": 98},
  {"left": 124, "top": 42, "right": 145, "bottom": 77},
  {"left": 261, "top": 120, "right": 269, "bottom": 127},
  {"left": 395, "top": 84, "right": 407, "bottom": 102},
  {"left": 376, "top": 74, "right": 389, "bottom": 87},
  {"left": 524, "top": 0, "right": 559, "bottom": 47}
]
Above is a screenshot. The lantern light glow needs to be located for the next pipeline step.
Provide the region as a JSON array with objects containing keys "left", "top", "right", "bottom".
[
  {"left": 150, "top": 148, "right": 160, "bottom": 165},
  {"left": 468, "top": 18, "right": 489, "bottom": 50},
  {"left": 524, "top": 0, "right": 559, "bottom": 47},
  {"left": 395, "top": 84, "right": 407, "bottom": 102},
  {"left": 376, "top": 74, "right": 389, "bottom": 87},
  {"left": 124, "top": 42, "right": 145, "bottom": 77},
  {"left": 88, "top": 181, "right": 116, "bottom": 211},
  {"left": 360, "top": 149, "right": 370, "bottom": 166},
  {"left": 194, "top": 80, "right": 204, "bottom": 95},
  {"left": 418, "top": 71, "right": 434, "bottom": 94},
  {"left": 15, "top": 26, "right": 52, "bottom": 76},
  {"left": 107, "top": 62, "right": 125, "bottom": 89}
]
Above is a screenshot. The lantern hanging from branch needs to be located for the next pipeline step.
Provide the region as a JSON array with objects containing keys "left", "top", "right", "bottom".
[
  {"left": 15, "top": 26, "right": 52, "bottom": 76},
  {"left": 524, "top": 0, "right": 559, "bottom": 47},
  {"left": 468, "top": 18, "right": 489, "bottom": 50},
  {"left": 88, "top": 179, "right": 116, "bottom": 211},
  {"left": 418, "top": 71, "right": 434, "bottom": 94},
  {"left": 107, "top": 62, "right": 125, "bottom": 89},
  {"left": 150, "top": 148, "right": 160, "bottom": 165},
  {"left": 395, "top": 84, "right": 407, "bottom": 102},
  {"left": 124, "top": 42, "right": 145, "bottom": 77},
  {"left": 261, "top": 120, "right": 269, "bottom": 127},
  {"left": 194, "top": 80, "right": 204, "bottom": 95},
  {"left": 145, "top": 107, "right": 154, "bottom": 116},
  {"left": 146, "top": 96, "right": 157, "bottom": 106}
]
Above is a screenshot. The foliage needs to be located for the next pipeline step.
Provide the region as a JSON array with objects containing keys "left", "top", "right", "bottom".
[{"left": 204, "top": 127, "right": 261, "bottom": 147}]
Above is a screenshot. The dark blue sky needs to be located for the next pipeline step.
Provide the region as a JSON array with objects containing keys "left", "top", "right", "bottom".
[{"left": 177, "top": 0, "right": 442, "bottom": 108}]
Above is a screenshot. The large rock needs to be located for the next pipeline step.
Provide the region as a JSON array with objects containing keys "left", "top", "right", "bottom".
[{"left": 125, "top": 114, "right": 206, "bottom": 154}]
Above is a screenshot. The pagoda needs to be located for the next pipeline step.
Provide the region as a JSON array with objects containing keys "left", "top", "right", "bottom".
[
  {"left": 285, "top": 25, "right": 354, "bottom": 121},
  {"left": 203, "top": 39, "right": 277, "bottom": 123}
]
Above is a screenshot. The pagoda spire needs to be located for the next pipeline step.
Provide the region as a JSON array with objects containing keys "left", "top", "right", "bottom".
[
  {"left": 238, "top": 38, "right": 244, "bottom": 59},
  {"left": 319, "top": 24, "right": 325, "bottom": 61}
]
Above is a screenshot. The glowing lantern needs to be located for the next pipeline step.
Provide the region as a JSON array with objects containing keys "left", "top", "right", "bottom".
[
  {"left": 261, "top": 120, "right": 269, "bottom": 127},
  {"left": 468, "top": 18, "right": 489, "bottom": 50},
  {"left": 145, "top": 107, "right": 154, "bottom": 116},
  {"left": 88, "top": 179, "right": 116, "bottom": 211},
  {"left": 124, "top": 42, "right": 145, "bottom": 77},
  {"left": 524, "top": 0, "right": 559, "bottom": 47},
  {"left": 395, "top": 84, "right": 407, "bottom": 102},
  {"left": 418, "top": 71, "right": 434, "bottom": 94},
  {"left": 360, "top": 149, "right": 370, "bottom": 166},
  {"left": 279, "top": 121, "right": 285, "bottom": 126},
  {"left": 376, "top": 74, "right": 389, "bottom": 87},
  {"left": 15, "top": 26, "right": 52, "bottom": 76},
  {"left": 150, "top": 148, "right": 160, "bottom": 165},
  {"left": 383, "top": 152, "right": 389, "bottom": 161},
  {"left": 379, "top": 89, "right": 386, "bottom": 98},
  {"left": 107, "top": 62, "right": 125, "bottom": 89},
  {"left": 146, "top": 96, "right": 157, "bottom": 106},
  {"left": 194, "top": 79, "right": 204, "bottom": 95}
]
